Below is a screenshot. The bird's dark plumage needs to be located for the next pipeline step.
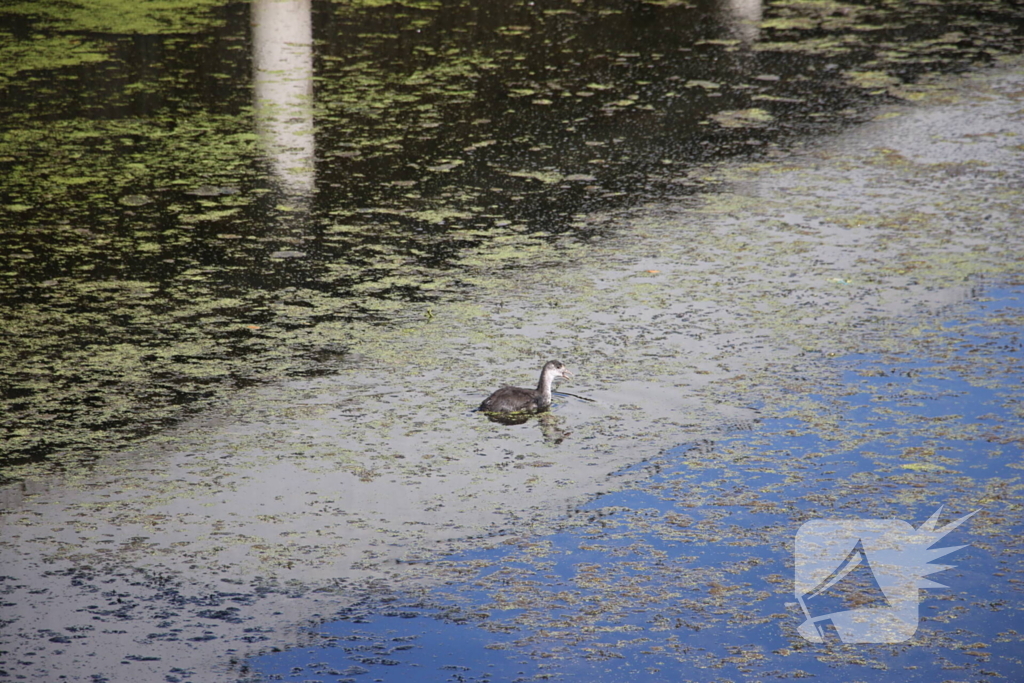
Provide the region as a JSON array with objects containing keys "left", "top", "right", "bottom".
[{"left": 479, "top": 360, "right": 573, "bottom": 414}]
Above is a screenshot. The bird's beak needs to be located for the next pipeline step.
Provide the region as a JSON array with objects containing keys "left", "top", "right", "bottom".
[{"left": 562, "top": 370, "right": 574, "bottom": 380}]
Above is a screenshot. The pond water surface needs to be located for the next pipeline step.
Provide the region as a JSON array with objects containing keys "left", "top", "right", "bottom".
[{"left": 1, "top": 1, "right": 1023, "bottom": 682}]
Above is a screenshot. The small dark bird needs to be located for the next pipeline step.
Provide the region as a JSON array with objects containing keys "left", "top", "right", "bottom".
[{"left": 479, "top": 360, "right": 573, "bottom": 414}]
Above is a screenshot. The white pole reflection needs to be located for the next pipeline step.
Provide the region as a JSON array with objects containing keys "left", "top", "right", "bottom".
[
  {"left": 720, "top": 0, "right": 762, "bottom": 44},
  {"left": 252, "top": 0, "right": 315, "bottom": 197}
]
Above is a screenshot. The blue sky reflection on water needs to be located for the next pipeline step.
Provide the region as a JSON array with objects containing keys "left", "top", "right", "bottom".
[{"left": 248, "top": 284, "right": 1023, "bottom": 682}]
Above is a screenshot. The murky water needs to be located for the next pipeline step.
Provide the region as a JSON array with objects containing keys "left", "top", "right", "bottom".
[{"left": 1, "top": 1, "right": 1023, "bottom": 681}]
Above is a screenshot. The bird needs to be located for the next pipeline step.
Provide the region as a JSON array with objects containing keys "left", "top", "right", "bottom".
[{"left": 478, "top": 360, "right": 573, "bottom": 414}]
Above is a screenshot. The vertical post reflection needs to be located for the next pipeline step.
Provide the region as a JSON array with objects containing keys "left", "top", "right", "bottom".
[
  {"left": 252, "top": 0, "right": 315, "bottom": 197},
  {"left": 719, "top": 0, "right": 762, "bottom": 44}
]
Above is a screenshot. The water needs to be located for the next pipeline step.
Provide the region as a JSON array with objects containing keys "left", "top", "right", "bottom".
[
  {"left": 2, "top": 2, "right": 1023, "bottom": 681},
  {"left": 247, "top": 284, "right": 1023, "bottom": 682}
]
